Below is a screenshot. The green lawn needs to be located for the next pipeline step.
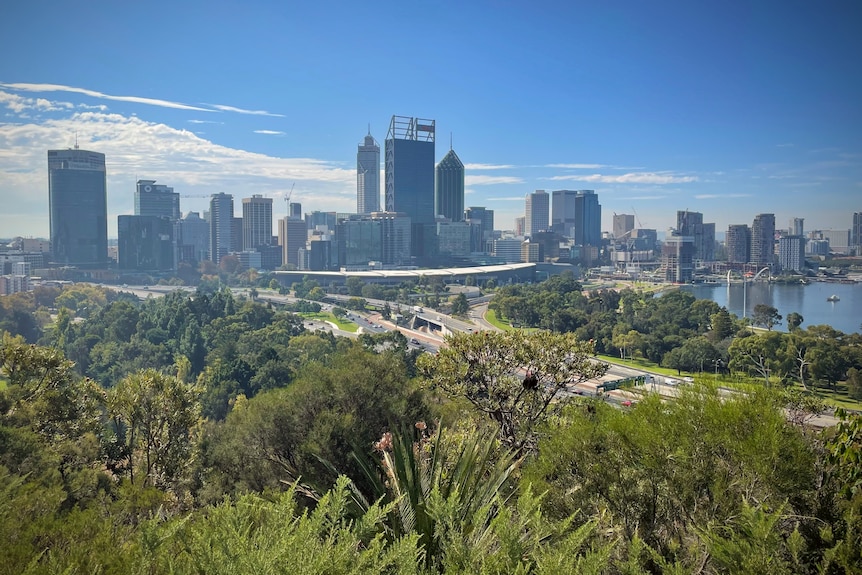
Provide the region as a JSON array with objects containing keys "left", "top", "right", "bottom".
[
  {"left": 484, "top": 309, "right": 514, "bottom": 331},
  {"left": 300, "top": 312, "right": 358, "bottom": 333}
]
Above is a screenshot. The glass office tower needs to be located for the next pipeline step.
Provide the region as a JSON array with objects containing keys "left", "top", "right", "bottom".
[
  {"left": 435, "top": 148, "right": 464, "bottom": 221},
  {"left": 48, "top": 148, "right": 108, "bottom": 268},
  {"left": 385, "top": 115, "right": 435, "bottom": 259},
  {"left": 357, "top": 131, "right": 380, "bottom": 214}
]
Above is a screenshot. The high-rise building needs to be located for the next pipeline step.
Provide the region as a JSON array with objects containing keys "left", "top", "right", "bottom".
[
  {"left": 662, "top": 235, "right": 695, "bottom": 283},
  {"left": 778, "top": 235, "right": 805, "bottom": 272},
  {"left": 242, "top": 195, "right": 273, "bottom": 250},
  {"left": 357, "top": 130, "right": 380, "bottom": 214},
  {"left": 790, "top": 217, "right": 804, "bottom": 237},
  {"left": 525, "top": 190, "right": 549, "bottom": 237},
  {"left": 515, "top": 216, "right": 526, "bottom": 237},
  {"left": 375, "top": 211, "right": 412, "bottom": 265},
  {"left": 435, "top": 148, "right": 465, "bottom": 221},
  {"left": 853, "top": 212, "right": 862, "bottom": 252},
  {"left": 750, "top": 213, "right": 775, "bottom": 266},
  {"left": 574, "top": 190, "right": 601, "bottom": 247},
  {"left": 278, "top": 216, "right": 307, "bottom": 268},
  {"left": 726, "top": 224, "right": 750, "bottom": 264},
  {"left": 118, "top": 215, "right": 175, "bottom": 271},
  {"left": 677, "top": 210, "right": 715, "bottom": 262},
  {"left": 209, "top": 193, "right": 234, "bottom": 263},
  {"left": 177, "top": 211, "right": 209, "bottom": 263},
  {"left": 135, "top": 180, "right": 180, "bottom": 220},
  {"left": 820, "top": 229, "right": 851, "bottom": 254},
  {"left": 289, "top": 202, "right": 302, "bottom": 220},
  {"left": 613, "top": 214, "right": 635, "bottom": 239},
  {"left": 551, "top": 190, "right": 577, "bottom": 238},
  {"left": 465, "top": 206, "right": 494, "bottom": 253},
  {"left": 385, "top": 115, "right": 435, "bottom": 257},
  {"left": 47, "top": 148, "right": 108, "bottom": 267},
  {"left": 436, "top": 220, "right": 471, "bottom": 256}
]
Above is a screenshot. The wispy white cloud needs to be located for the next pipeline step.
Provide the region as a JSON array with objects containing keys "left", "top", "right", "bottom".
[
  {"left": 188, "top": 119, "right": 222, "bottom": 124},
  {"left": 209, "top": 104, "right": 284, "bottom": 117},
  {"left": 694, "top": 193, "right": 752, "bottom": 199},
  {"left": 0, "top": 110, "right": 355, "bottom": 236},
  {"left": 253, "top": 129, "right": 285, "bottom": 135},
  {"left": 619, "top": 195, "right": 668, "bottom": 200},
  {"left": 548, "top": 172, "right": 697, "bottom": 184},
  {"left": 464, "top": 163, "right": 516, "bottom": 170},
  {"left": 466, "top": 175, "right": 523, "bottom": 186},
  {"left": 0, "top": 90, "right": 76, "bottom": 113},
  {"left": 545, "top": 163, "right": 607, "bottom": 169},
  {"left": 776, "top": 143, "right": 794, "bottom": 148},
  {"left": 1, "top": 82, "right": 215, "bottom": 112}
]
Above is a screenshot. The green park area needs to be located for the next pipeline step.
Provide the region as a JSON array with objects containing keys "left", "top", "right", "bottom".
[{"left": 299, "top": 311, "right": 358, "bottom": 333}]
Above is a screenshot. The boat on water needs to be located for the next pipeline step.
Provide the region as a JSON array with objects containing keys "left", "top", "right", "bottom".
[{"left": 827, "top": 294, "right": 840, "bottom": 302}]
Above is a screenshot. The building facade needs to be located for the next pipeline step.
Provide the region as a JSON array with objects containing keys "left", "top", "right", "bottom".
[
  {"left": 677, "top": 210, "right": 715, "bottom": 263},
  {"left": 574, "top": 190, "right": 601, "bottom": 247},
  {"left": 778, "top": 235, "right": 805, "bottom": 273},
  {"left": 135, "top": 180, "right": 180, "bottom": 220},
  {"left": 48, "top": 148, "right": 108, "bottom": 268},
  {"left": 613, "top": 214, "right": 635, "bottom": 239},
  {"left": 279, "top": 216, "right": 308, "bottom": 269},
  {"left": 662, "top": 235, "right": 695, "bottom": 283},
  {"left": 525, "top": 190, "right": 549, "bottom": 238},
  {"left": 435, "top": 148, "right": 465, "bottom": 222},
  {"left": 177, "top": 211, "right": 209, "bottom": 263},
  {"left": 726, "top": 224, "right": 750, "bottom": 264},
  {"left": 357, "top": 131, "right": 380, "bottom": 214},
  {"left": 209, "top": 193, "right": 234, "bottom": 264},
  {"left": 853, "top": 212, "right": 862, "bottom": 253},
  {"left": 551, "top": 190, "right": 577, "bottom": 238},
  {"left": 117, "top": 215, "right": 175, "bottom": 271},
  {"left": 242, "top": 195, "right": 273, "bottom": 250},
  {"left": 385, "top": 116, "right": 435, "bottom": 258},
  {"left": 750, "top": 213, "right": 775, "bottom": 266}
]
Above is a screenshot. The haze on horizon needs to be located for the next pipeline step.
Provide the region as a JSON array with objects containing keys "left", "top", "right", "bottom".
[{"left": 1, "top": 1, "right": 860, "bottom": 239}]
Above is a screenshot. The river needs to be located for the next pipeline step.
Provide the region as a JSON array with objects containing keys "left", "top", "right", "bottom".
[{"left": 681, "top": 280, "right": 862, "bottom": 335}]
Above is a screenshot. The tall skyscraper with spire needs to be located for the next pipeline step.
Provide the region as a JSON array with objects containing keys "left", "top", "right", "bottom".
[
  {"left": 435, "top": 142, "right": 464, "bottom": 221},
  {"left": 356, "top": 128, "right": 380, "bottom": 214},
  {"left": 47, "top": 147, "right": 108, "bottom": 268}
]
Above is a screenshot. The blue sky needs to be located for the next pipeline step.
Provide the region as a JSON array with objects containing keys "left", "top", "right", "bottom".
[{"left": 1, "top": 0, "right": 860, "bottom": 239}]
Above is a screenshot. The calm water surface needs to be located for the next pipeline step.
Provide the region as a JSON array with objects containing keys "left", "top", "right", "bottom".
[{"left": 681, "top": 281, "right": 862, "bottom": 335}]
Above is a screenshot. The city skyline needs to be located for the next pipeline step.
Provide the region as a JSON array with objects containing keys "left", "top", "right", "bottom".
[{"left": 1, "top": 1, "right": 860, "bottom": 239}]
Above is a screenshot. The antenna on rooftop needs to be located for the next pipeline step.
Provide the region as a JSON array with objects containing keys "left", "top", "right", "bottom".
[
  {"left": 74, "top": 131, "right": 79, "bottom": 150},
  {"left": 450, "top": 132, "right": 453, "bottom": 150}
]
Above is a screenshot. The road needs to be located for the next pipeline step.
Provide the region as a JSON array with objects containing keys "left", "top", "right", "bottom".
[{"left": 106, "top": 284, "right": 841, "bottom": 427}]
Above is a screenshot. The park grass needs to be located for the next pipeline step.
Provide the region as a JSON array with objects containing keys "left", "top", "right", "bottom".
[
  {"left": 484, "top": 309, "right": 515, "bottom": 331},
  {"left": 300, "top": 312, "right": 358, "bottom": 333}
]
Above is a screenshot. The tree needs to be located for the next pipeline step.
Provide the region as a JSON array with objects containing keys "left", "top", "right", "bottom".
[
  {"left": 752, "top": 304, "right": 782, "bottom": 330},
  {"left": 787, "top": 312, "right": 804, "bottom": 332},
  {"left": 451, "top": 293, "right": 469, "bottom": 316},
  {"left": 709, "top": 308, "right": 734, "bottom": 342},
  {"left": 418, "top": 331, "right": 607, "bottom": 454},
  {"left": 523, "top": 386, "right": 819, "bottom": 566},
  {"left": 107, "top": 369, "right": 202, "bottom": 490}
]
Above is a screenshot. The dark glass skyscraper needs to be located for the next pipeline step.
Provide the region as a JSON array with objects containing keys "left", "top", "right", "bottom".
[
  {"left": 385, "top": 115, "right": 435, "bottom": 258},
  {"left": 48, "top": 148, "right": 108, "bottom": 268},
  {"left": 135, "top": 179, "right": 180, "bottom": 220},
  {"left": 435, "top": 148, "right": 464, "bottom": 221},
  {"left": 574, "top": 190, "right": 601, "bottom": 247},
  {"left": 357, "top": 131, "right": 380, "bottom": 214}
]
